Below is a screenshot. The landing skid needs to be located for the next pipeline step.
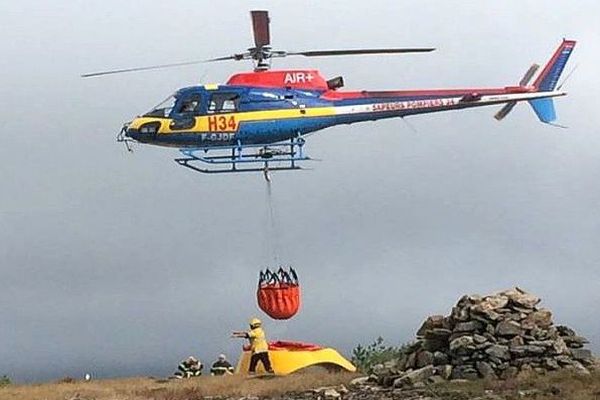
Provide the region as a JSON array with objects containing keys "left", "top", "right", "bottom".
[{"left": 174, "top": 137, "right": 310, "bottom": 177}]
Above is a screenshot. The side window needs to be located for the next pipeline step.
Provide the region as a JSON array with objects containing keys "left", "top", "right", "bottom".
[
  {"left": 208, "top": 93, "right": 240, "bottom": 113},
  {"left": 176, "top": 94, "right": 202, "bottom": 115}
]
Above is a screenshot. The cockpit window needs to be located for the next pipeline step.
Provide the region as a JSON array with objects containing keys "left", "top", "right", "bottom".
[
  {"left": 144, "top": 95, "right": 177, "bottom": 118},
  {"left": 208, "top": 93, "right": 240, "bottom": 113},
  {"left": 175, "top": 94, "right": 202, "bottom": 115}
]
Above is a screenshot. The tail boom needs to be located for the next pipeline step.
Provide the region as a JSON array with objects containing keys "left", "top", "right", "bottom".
[
  {"left": 324, "top": 40, "right": 575, "bottom": 125},
  {"left": 331, "top": 90, "right": 565, "bottom": 123}
]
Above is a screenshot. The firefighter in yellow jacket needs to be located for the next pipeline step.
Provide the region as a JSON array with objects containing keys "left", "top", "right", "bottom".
[{"left": 232, "top": 317, "right": 274, "bottom": 374}]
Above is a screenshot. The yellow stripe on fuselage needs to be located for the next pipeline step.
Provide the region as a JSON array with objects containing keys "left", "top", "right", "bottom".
[{"left": 129, "top": 107, "right": 337, "bottom": 134}]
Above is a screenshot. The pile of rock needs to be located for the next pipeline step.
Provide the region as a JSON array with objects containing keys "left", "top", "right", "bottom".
[{"left": 373, "top": 288, "right": 596, "bottom": 388}]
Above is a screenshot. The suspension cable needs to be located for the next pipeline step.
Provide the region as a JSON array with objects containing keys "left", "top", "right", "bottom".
[{"left": 265, "top": 179, "right": 280, "bottom": 265}]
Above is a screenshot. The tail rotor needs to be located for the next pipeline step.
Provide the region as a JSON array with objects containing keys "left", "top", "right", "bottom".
[{"left": 494, "top": 63, "right": 540, "bottom": 121}]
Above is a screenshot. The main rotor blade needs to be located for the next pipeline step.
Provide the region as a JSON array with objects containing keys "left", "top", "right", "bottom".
[
  {"left": 206, "top": 54, "right": 244, "bottom": 62},
  {"left": 287, "top": 48, "right": 435, "bottom": 57},
  {"left": 251, "top": 10, "right": 270, "bottom": 48},
  {"left": 81, "top": 59, "right": 211, "bottom": 78}
]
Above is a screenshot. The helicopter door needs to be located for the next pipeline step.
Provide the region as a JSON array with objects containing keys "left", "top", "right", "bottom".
[
  {"left": 170, "top": 93, "right": 202, "bottom": 130},
  {"left": 207, "top": 92, "right": 241, "bottom": 114}
]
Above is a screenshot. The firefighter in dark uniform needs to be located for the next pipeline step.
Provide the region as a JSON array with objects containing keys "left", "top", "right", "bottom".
[
  {"left": 210, "top": 354, "right": 234, "bottom": 375},
  {"left": 173, "top": 356, "right": 203, "bottom": 379}
]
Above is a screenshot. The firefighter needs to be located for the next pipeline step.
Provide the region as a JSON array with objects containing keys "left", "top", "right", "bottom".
[
  {"left": 232, "top": 317, "right": 274, "bottom": 374},
  {"left": 210, "top": 354, "right": 234, "bottom": 376},
  {"left": 173, "top": 356, "right": 203, "bottom": 379}
]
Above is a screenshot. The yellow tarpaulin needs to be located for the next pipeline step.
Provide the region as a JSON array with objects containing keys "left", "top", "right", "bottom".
[{"left": 235, "top": 342, "right": 356, "bottom": 375}]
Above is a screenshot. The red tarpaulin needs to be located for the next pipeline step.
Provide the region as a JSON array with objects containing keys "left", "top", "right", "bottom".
[{"left": 243, "top": 341, "right": 322, "bottom": 351}]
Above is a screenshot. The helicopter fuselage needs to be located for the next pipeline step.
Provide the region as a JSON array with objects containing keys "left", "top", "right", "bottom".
[{"left": 124, "top": 68, "right": 565, "bottom": 149}]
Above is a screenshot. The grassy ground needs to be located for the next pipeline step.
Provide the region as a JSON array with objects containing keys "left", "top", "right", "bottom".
[
  {"left": 426, "top": 370, "right": 600, "bottom": 400},
  {"left": 0, "top": 371, "right": 357, "bottom": 400},
  {"left": 2, "top": 370, "right": 599, "bottom": 400}
]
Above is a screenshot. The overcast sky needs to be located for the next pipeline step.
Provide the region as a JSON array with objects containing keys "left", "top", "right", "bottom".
[{"left": 1, "top": 0, "right": 599, "bottom": 383}]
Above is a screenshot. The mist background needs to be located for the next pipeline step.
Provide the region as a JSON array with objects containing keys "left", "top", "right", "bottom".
[{"left": 1, "top": 0, "right": 599, "bottom": 383}]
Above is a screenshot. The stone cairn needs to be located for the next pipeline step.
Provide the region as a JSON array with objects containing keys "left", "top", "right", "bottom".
[{"left": 372, "top": 288, "right": 596, "bottom": 388}]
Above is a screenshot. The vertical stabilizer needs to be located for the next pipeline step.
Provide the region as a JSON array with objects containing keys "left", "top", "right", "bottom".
[
  {"left": 532, "top": 39, "right": 576, "bottom": 91},
  {"left": 527, "top": 40, "right": 576, "bottom": 123}
]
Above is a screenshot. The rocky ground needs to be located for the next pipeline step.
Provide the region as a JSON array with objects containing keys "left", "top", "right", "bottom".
[
  {"left": 312, "top": 370, "right": 600, "bottom": 400},
  {"left": 370, "top": 288, "right": 596, "bottom": 389}
]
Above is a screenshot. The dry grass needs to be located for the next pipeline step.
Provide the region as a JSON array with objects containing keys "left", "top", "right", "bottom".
[
  {"left": 0, "top": 370, "right": 357, "bottom": 400},
  {"left": 429, "top": 370, "right": 600, "bottom": 400},
  {"left": 4, "top": 369, "right": 600, "bottom": 400}
]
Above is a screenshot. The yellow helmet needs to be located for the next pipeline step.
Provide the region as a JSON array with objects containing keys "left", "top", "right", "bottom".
[{"left": 249, "top": 317, "right": 262, "bottom": 327}]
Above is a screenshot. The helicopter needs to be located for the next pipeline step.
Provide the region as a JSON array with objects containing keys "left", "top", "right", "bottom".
[{"left": 83, "top": 10, "right": 576, "bottom": 179}]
